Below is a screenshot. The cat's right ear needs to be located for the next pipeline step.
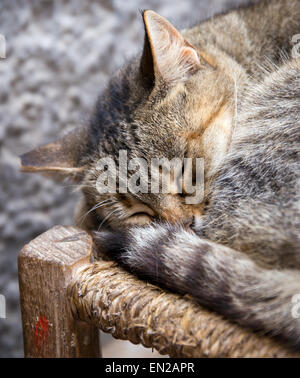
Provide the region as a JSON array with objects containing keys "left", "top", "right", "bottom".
[
  {"left": 20, "top": 127, "right": 88, "bottom": 182},
  {"left": 140, "top": 10, "right": 201, "bottom": 87}
]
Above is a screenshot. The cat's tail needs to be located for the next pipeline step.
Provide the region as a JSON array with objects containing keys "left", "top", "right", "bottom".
[{"left": 94, "top": 223, "right": 300, "bottom": 350}]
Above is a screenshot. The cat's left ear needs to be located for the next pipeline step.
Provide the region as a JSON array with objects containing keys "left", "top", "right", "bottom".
[
  {"left": 140, "top": 10, "right": 201, "bottom": 86},
  {"left": 20, "top": 127, "right": 88, "bottom": 182}
]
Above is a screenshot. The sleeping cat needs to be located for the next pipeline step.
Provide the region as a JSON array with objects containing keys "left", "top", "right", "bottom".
[{"left": 21, "top": 0, "right": 300, "bottom": 349}]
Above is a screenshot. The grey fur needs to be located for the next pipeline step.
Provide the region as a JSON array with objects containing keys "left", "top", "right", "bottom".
[
  {"left": 95, "top": 59, "right": 300, "bottom": 349},
  {"left": 93, "top": 0, "right": 300, "bottom": 349},
  {"left": 23, "top": 0, "right": 300, "bottom": 349}
]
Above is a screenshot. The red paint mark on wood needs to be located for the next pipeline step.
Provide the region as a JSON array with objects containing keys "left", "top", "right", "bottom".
[{"left": 34, "top": 316, "right": 49, "bottom": 351}]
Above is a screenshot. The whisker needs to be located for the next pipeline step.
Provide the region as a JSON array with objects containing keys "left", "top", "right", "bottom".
[
  {"left": 79, "top": 200, "right": 112, "bottom": 225},
  {"left": 98, "top": 209, "right": 119, "bottom": 231}
]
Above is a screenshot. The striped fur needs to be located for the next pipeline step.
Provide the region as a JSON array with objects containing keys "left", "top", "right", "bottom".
[{"left": 22, "top": 0, "right": 300, "bottom": 349}]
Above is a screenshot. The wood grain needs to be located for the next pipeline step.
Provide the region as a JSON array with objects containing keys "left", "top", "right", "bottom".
[{"left": 18, "top": 226, "right": 100, "bottom": 358}]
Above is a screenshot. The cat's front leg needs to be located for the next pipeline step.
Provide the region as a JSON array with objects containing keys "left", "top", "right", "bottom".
[
  {"left": 93, "top": 223, "right": 300, "bottom": 349},
  {"left": 93, "top": 223, "right": 181, "bottom": 278}
]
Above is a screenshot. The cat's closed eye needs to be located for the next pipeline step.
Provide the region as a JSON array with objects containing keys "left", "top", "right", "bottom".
[
  {"left": 126, "top": 203, "right": 155, "bottom": 218},
  {"left": 126, "top": 213, "right": 153, "bottom": 226},
  {"left": 121, "top": 202, "right": 155, "bottom": 226},
  {"left": 94, "top": 195, "right": 155, "bottom": 228}
]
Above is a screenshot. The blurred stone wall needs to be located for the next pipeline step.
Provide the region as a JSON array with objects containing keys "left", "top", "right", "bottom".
[{"left": 0, "top": 0, "right": 247, "bottom": 357}]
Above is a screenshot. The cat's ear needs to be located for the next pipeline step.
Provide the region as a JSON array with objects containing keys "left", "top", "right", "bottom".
[
  {"left": 20, "top": 127, "right": 88, "bottom": 182},
  {"left": 140, "top": 10, "right": 201, "bottom": 86}
]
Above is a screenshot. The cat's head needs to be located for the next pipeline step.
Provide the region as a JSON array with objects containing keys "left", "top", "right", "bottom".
[{"left": 21, "top": 10, "right": 241, "bottom": 230}]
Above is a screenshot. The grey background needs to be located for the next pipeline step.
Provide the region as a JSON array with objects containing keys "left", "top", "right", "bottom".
[{"left": 0, "top": 0, "right": 248, "bottom": 357}]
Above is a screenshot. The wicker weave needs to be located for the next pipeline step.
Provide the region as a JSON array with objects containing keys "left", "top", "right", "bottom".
[{"left": 68, "top": 260, "right": 300, "bottom": 358}]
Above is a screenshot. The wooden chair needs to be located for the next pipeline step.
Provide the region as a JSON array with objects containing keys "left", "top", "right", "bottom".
[{"left": 18, "top": 225, "right": 300, "bottom": 358}]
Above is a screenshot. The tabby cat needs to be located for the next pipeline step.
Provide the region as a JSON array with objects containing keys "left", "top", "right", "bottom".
[{"left": 21, "top": 0, "right": 300, "bottom": 349}]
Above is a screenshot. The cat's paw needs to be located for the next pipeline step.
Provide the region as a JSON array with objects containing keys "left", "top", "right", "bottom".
[{"left": 92, "top": 229, "right": 130, "bottom": 262}]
